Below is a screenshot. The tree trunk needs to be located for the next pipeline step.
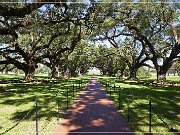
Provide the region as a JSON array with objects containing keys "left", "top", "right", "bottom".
[
  {"left": 157, "top": 67, "right": 168, "bottom": 83},
  {"left": 178, "top": 72, "right": 180, "bottom": 76},
  {"left": 80, "top": 67, "right": 87, "bottom": 75},
  {"left": 157, "top": 73, "right": 166, "bottom": 83},
  {"left": 5, "top": 68, "right": 8, "bottom": 74},
  {"left": 128, "top": 67, "right": 138, "bottom": 80},
  {"left": 100, "top": 68, "right": 107, "bottom": 75},
  {"left": 119, "top": 66, "right": 126, "bottom": 78},
  {"left": 51, "top": 64, "right": 60, "bottom": 79},
  {"left": 120, "top": 70, "right": 124, "bottom": 77},
  {"left": 63, "top": 68, "right": 70, "bottom": 79},
  {"left": 24, "top": 63, "right": 37, "bottom": 81},
  {"left": 25, "top": 70, "right": 35, "bottom": 81},
  {"left": 107, "top": 71, "right": 113, "bottom": 76}
]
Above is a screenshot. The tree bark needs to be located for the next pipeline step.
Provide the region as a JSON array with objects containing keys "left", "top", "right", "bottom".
[
  {"left": 178, "top": 71, "right": 180, "bottom": 76},
  {"left": 107, "top": 69, "right": 114, "bottom": 76},
  {"left": 155, "top": 58, "right": 175, "bottom": 82},
  {"left": 5, "top": 68, "right": 8, "bottom": 74},
  {"left": 119, "top": 66, "right": 126, "bottom": 78},
  {"left": 25, "top": 69, "right": 35, "bottom": 81},
  {"left": 51, "top": 64, "right": 60, "bottom": 79},
  {"left": 128, "top": 67, "right": 138, "bottom": 80},
  {"left": 156, "top": 66, "right": 169, "bottom": 83},
  {"left": 101, "top": 70, "right": 106, "bottom": 75},
  {"left": 99, "top": 67, "right": 107, "bottom": 75},
  {"left": 157, "top": 73, "right": 166, "bottom": 82},
  {"left": 70, "top": 70, "right": 78, "bottom": 77},
  {"left": 120, "top": 70, "right": 124, "bottom": 78}
]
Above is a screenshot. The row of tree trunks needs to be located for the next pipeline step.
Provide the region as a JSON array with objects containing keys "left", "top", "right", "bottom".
[{"left": 18, "top": 61, "right": 174, "bottom": 82}]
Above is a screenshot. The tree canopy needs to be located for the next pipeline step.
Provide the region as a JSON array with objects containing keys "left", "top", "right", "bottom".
[{"left": 0, "top": 0, "right": 179, "bottom": 82}]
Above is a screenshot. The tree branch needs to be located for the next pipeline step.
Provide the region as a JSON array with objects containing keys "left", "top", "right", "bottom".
[{"left": 0, "top": 0, "right": 68, "bottom": 18}]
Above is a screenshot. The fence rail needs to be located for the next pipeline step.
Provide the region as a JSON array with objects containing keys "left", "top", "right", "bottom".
[
  {"left": 0, "top": 78, "right": 88, "bottom": 135},
  {"left": 103, "top": 80, "right": 179, "bottom": 134},
  {"left": 0, "top": 107, "right": 34, "bottom": 135},
  {"left": 1, "top": 78, "right": 178, "bottom": 134}
]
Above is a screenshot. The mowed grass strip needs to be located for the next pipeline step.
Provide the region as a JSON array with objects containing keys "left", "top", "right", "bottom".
[
  {"left": 98, "top": 76, "right": 180, "bottom": 134},
  {"left": 0, "top": 74, "right": 89, "bottom": 135}
]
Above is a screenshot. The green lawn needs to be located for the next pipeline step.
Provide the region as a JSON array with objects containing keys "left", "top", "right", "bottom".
[
  {"left": 0, "top": 74, "right": 179, "bottom": 134},
  {"left": 0, "top": 73, "right": 49, "bottom": 80},
  {"left": 98, "top": 76, "right": 180, "bottom": 134},
  {"left": 0, "top": 74, "right": 90, "bottom": 135},
  {"left": 146, "top": 73, "right": 180, "bottom": 83}
]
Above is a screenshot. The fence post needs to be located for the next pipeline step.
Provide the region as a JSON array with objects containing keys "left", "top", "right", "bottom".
[
  {"left": 79, "top": 80, "right": 81, "bottom": 90},
  {"left": 72, "top": 84, "right": 75, "bottom": 101},
  {"left": 56, "top": 94, "right": 59, "bottom": 121},
  {"left": 81, "top": 79, "right": 83, "bottom": 87},
  {"left": 107, "top": 80, "right": 109, "bottom": 90},
  {"left": 66, "top": 89, "right": 69, "bottom": 109},
  {"left": 149, "top": 100, "right": 152, "bottom": 135},
  {"left": 105, "top": 81, "right": 107, "bottom": 89},
  {"left": 118, "top": 86, "right": 120, "bottom": 110},
  {"left": 110, "top": 87, "right": 111, "bottom": 98},
  {"left": 114, "top": 84, "right": 115, "bottom": 92},
  {"left": 127, "top": 91, "right": 130, "bottom": 122},
  {"left": 35, "top": 97, "right": 38, "bottom": 135}
]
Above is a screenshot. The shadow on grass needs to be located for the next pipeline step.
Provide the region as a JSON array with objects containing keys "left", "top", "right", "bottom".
[
  {"left": 10, "top": 106, "right": 58, "bottom": 121},
  {"left": 98, "top": 77, "right": 180, "bottom": 133},
  {"left": 0, "top": 79, "right": 91, "bottom": 124}
]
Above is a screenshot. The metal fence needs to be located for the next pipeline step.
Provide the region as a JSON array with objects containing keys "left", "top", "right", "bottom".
[
  {"left": 102, "top": 79, "right": 179, "bottom": 134},
  {"left": 0, "top": 79, "right": 87, "bottom": 135}
]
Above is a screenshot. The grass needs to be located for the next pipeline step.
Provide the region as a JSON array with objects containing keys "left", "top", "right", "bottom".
[
  {"left": 145, "top": 73, "right": 180, "bottom": 83},
  {"left": 97, "top": 76, "right": 180, "bottom": 134},
  {"left": 0, "top": 73, "right": 49, "bottom": 81},
  {"left": 0, "top": 74, "right": 90, "bottom": 135},
  {"left": 0, "top": 73, "right": 179, "bottom": 134}
]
